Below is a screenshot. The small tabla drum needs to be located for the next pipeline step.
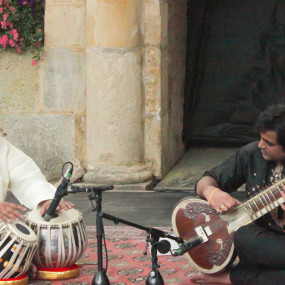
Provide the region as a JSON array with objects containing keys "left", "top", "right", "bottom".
[
  {"left": 25, "top": 208, "right": 88, "bottom": 280},
  {"left": 0, "top": 220, "right": 38, "bottom": 281}
]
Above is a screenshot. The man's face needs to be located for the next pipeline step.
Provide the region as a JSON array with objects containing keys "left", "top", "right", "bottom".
[{"left": 258, "top": 130, "right": 285, "bottom": 162}]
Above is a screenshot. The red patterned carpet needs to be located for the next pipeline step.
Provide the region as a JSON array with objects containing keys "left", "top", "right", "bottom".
[{"left": 29, "top": 226, "right": 193, "bottom": 285}]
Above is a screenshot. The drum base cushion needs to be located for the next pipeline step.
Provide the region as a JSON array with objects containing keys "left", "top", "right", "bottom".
[
  {"left": 36, "top": 264, "right": 80, "bottom": 280},
  {"left": 0, "top": 274, "right": 28, "bottom": 285}
]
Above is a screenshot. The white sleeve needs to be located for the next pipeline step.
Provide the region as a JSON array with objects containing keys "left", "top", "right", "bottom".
[{"left": 7, "top": 142, "right": 56, "bottom": 210}]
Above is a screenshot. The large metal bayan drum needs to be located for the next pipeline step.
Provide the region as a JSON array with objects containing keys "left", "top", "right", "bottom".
[
  {"left": 25, "top": 208, "right": 87, "bottom": 280},
  {"left": 0, "top": 220, "right": 37, "bottom": 280}
]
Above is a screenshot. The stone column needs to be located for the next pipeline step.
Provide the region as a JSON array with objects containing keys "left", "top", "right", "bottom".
[{"left": 84, "top": 0, "right": 153, "bottom": 186}]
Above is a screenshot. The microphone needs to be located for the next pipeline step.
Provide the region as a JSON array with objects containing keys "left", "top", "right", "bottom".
[
  {"left": 157, "top": 240, "right": 171, "bottom": 254},
  {"left": 43, "top": 165, "right": 73, "bottom": 222},
  {"left": 173, "top": 236, "right": 203, "bottom": 256}
]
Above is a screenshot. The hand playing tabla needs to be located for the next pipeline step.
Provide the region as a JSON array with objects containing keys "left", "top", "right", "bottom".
[
  {"left": 39, "top": 199, "right": 74, "bottom": 216},
  {"left": 0, "top": 202, "right": 26, "bottom": 222}
]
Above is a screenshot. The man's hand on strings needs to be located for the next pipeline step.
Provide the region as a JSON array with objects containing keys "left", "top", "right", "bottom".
[{"left": 208, "top": 188, "right": 241, "bottom": 214}]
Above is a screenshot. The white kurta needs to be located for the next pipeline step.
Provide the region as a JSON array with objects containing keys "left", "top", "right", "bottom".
[{"left": 0, "top": 137, "right": 56, "bottom": 210}]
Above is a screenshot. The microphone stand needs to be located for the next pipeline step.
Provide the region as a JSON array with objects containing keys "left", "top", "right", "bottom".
[
  {"left": 69, "top": 185, "right": 182, "bottom": 285},
  {"left": 99, "top": 212, "right": 182, "bottom": 285},
  {"left": 92, "top": 189, "right": 109, "bottom": 285},
  {"left": 69, "top": 185, "right": 114, "bottom": 285}
]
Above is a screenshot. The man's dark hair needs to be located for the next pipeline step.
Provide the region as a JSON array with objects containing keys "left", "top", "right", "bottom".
[{"left": 255, "top": 104, "right": 285, "bottom": 149}]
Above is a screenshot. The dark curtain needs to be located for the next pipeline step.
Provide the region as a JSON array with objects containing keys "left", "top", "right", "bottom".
[{"left": 183, "top": 0, "right": 285, "bottom": 146}]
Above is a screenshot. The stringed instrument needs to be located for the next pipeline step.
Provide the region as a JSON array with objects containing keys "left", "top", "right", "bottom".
[{"left": 171, "top": 178, "right": 285, "bottom": 274}]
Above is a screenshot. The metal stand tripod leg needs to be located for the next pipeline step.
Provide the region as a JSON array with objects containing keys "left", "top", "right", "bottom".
[
  {"left": 146, "top": 235, "right": 164, "bottom": 285},
  {"left": 91, "top": 191, "right": 110, "bottom": 285}
]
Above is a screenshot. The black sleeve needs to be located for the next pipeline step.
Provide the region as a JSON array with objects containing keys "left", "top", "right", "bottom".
[{"left": 195, "top": 144, "right": 251, "bottom": 194}]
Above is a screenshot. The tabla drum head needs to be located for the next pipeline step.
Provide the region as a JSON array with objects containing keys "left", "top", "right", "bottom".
[
  {"left": 25, "top": 208, "right": 82, "bottom": 226},
  {"left": 5, "top": 221, "right": 37, "bottom": 243}
]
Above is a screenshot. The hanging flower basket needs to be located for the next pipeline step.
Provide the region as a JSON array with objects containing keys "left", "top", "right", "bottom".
[{"left": 0, "top": 0, "right": 44, "bottom": 65}]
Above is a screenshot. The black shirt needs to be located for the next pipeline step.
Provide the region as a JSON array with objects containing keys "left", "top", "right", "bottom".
[{"left": 196, "top": 141, "right": 285, "bottom": 230}]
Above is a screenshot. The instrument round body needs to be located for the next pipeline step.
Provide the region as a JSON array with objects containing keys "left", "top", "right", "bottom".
[
  {"left": 25, "top": 208, "right": 88, "bottom": 269},
  {"left": 172, "top": 197, "right": 236, "bottom": 274},
  {"left": 0, "top": 220, "right": 38, "bottom": 279}
]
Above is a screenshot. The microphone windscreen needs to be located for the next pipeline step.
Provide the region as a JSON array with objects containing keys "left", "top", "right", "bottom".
[{"left": 157, "top": 239, "right": 171, "bottom": 254}]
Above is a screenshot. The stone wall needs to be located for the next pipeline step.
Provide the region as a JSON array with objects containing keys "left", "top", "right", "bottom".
[
  {"left": 0, "top": 0, "right": 188, "bottom": 184},
  {"left": 143, "top": 0, "right": 187, "bottom": 178},
  {"left": 43, "top": 0, "right": 86, "bottom": 179},
  {"left": 163, "top": 0, "right": 187, "bottom": 175},
  {"left": 0, "top": 0, "right": 85, "bottom": 180},
  {"left": 0, "top": 52, "right": 75, "bottom": 180}
]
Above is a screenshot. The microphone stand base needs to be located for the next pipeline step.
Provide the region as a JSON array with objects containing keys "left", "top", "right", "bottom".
[
  {"left": 92, "top": 270, "right": 110, "bottom": 285},
  {"left": 146, "top": 270, "right": 164, "bottom": 285}
]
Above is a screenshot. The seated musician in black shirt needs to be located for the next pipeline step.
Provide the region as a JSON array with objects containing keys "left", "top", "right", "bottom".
[{"left": 189, "top": 103, "right": 285, "bottom": 285}]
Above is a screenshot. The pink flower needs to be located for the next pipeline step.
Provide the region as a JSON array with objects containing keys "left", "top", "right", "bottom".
[
  {"left": 0, "top": 0, "right": 2, "bottom": 5},
  {"left": 0, "top": 8, "right": 3, "bottom": 13},
  {"left": 8, "top": 39, "right": 15, "bottom": 47},
  {"left": 17, "top": 47, "right": 22, "bottom": 53},
  {"left": 3, "top": 13, "right": 8, "bottom": 21},
  {"left": 0, "top": 34, "right": 9, "bottom": 48},
  {"left": 11, "top": 29, "right": 18, "bottom": 40},
  {"left": 10, "top": 7, "right": 15, "bottom": 14},
  {"left": 1, "top": 21, "right": 7, "bottom": 29},
  {"left": 19, "top": 38, "right": 23, "bottom": 41},
  {"left": 23, "top": 1, "right": 27, "bottom": 4},
  {"left": 32, "top": 60, "right": 37, "bottom": 66}
]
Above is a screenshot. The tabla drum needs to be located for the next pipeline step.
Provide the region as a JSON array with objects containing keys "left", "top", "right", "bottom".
[
  {"left": 0, "top": 220, "right": 38, "bottom": 280},
  {"left": 24, "top": 208, "right": 87, "bottom": 279}
]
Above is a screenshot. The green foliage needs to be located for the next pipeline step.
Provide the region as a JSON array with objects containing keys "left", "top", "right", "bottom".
[{"left": 0, "top": 0, "right": 45, "bottom": 64}]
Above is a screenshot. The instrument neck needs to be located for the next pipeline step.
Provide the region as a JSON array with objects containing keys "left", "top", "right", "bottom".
[{"left": 243, "top": 178, "right": 285, "bottom": 220}]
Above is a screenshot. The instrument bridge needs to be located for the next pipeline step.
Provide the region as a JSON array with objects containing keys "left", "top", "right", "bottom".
[{"left": 195, "top": 225, "right": 210, "bottom": 243}]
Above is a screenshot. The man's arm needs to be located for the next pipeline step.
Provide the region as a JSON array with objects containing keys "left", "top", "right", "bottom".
[
  {"left": 6, "top": 139, "right": 73, "bottom": 211},
  {"left": 197, "top": 176, "right": 241, "bottom": 213},
  {"left": 7, "top": 144, "right": 56, "bottom": 210}
]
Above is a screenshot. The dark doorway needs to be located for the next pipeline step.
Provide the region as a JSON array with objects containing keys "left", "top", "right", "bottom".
[{"left": 183, "top": 0, "right": 285, "bottom": 147}]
